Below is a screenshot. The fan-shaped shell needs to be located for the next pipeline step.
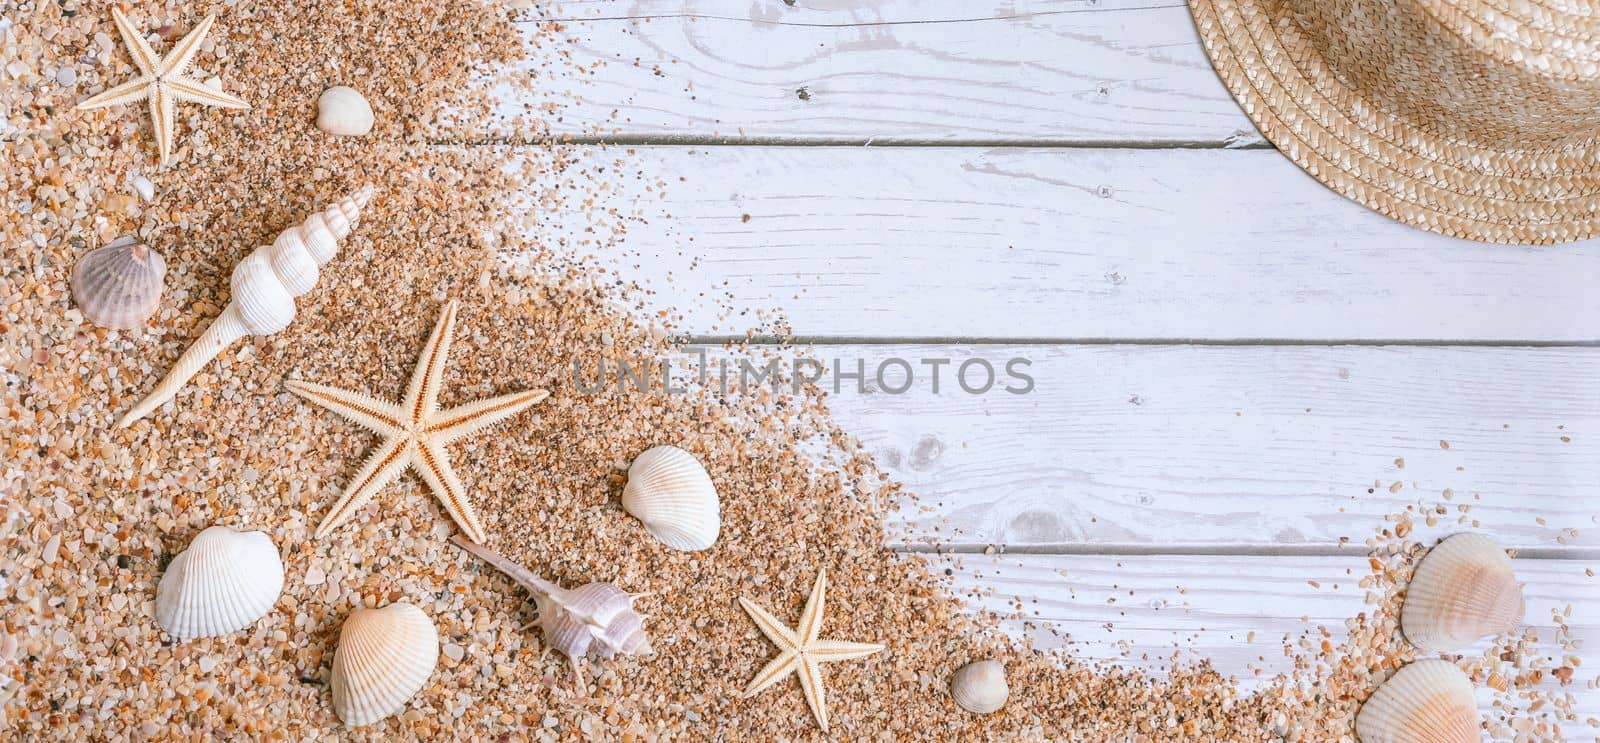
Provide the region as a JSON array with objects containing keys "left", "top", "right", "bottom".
[
  {"left": 71, "top": 235, "right": 166, "bottom": 330},
  {"left": 331, "top": 602, "right": 438, "bottom": 727},
  {"left": 1356, "top": 660, "right": 1479, "bottom": 743},
  {"left": 1402, "top": 533, "right": 1524, "bottom": 653},
  {"left": 951, "top": 659, "right": 1008, "bottom": 714},
  {"left": 621, "top": 445, "right": 720, "bottom": 551},
  {"left": 155, "top": 525, "right": 283, "bottom": 640},
  {"left": 316, "top": 86, "right": 374, "bottom": 136},
  {"left": 539, "top": 582, "right": 653, "bottom": 661}
]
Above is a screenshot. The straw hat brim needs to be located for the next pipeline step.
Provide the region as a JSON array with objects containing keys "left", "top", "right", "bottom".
[{"left": 1189, "top": 0, "right": 1600, "bottom": 245}]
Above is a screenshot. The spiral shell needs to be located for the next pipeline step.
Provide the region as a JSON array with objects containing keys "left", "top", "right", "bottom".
[
  {"left": 450, "top": 537, "right": 651, "bottom": 684},
  {"left": 951, "top": 659, "right": 1009, "bottom": 714},
  {"left": 1355, "top": 660, "right": 1479, "bottom": 743},
  {"left": 331, "top": 602, "right": 438, "bottom": 727},
  {"left": 155, "top": 525, "right": 284, "bottom": 640},
  {"left": 621, "top": 445, "right": 721, "bottom": 551},
  {"left": 71, "top": 235, "right": 166, "bottom": 330},
  {"left": 118, "top": 185, "right": 373, "bottom": 427},
  {"left": 1402, "top": 533, "right": 1524, "bottom": 653}
]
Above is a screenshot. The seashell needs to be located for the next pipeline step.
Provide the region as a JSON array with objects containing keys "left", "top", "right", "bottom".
[
  {"left": 316, "top": 86, "right": 374, "bottom": 136},
  {"left": 155, "top": 525, "right": 283, "bottom": 640},
  {"left": 1401, "top": 533, "right": 1524, "bottom": 653},
  {"left": 621, "top": 445, "right": 720, "bottom": 551},
  {"left": 71, "top": 235, "right": 166, "bottom": 330},
  {"left": 331, "top": 602, "right": 438, "bottom": 726},
  {"left": 118, "top": 185, "right": 374, "bottom": 426},
  {"left": 950, "top": 659, "right": 1008, "bottom": 714},
  {"left": 451, "top": 536, "right": 650, "bottom": 685},
  {"left": 1355, "top": 659, "right": 1479, "bottom": 743}
]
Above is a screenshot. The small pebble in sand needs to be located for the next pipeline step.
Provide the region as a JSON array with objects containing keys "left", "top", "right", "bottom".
[{"left": 130, "top": 175, "right": 154, "bottom": 201}]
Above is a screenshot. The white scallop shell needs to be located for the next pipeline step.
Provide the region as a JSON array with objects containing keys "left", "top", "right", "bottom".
[
  {"left": 71, "top": 235, "right": 166, "bottom": 330},
  {"left": 155, "top": 525, "right": 283, "bottom": 640},
  {"left": 951, "top": 659, "right": 1008, "bottom": 714},
  {"left": 1402, "top": 533, "right": 1524, "bottom": 653},
  {"left": 316, "top": 86, "right": 374, "bottom": 136},
  {"left": 621, "top": 445, "right": 720, "bottom": 551},
  {"left": 1355, "top": 660, "right": 1479, "bottom": 743},
  {"left": 331, "top": 602, "right": 438, "bottom": 727}
]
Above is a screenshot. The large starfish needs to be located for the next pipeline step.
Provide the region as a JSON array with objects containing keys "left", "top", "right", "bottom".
[
  {"left": 285, "top": 300, "right": 548, "bottom": 544},
  {"left": 737, "top": 568, "right": 885, "bottom": 733},
  {"left": 75, "top": 7, "right": 249, "bottom": 165}
]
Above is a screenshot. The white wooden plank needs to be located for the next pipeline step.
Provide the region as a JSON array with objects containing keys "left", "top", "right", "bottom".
[
  {"left": 527, "top": 146, "right": 1600, "bottom": 341},
  {"left": 692, "top": 344, "right": 1600, "bottom": 549},
  {"left": 935, "top": 552, "right": 1600, "bottom": 720},
  {"left": 503, "top": 0, "right": 1256, "bottom": 143}
]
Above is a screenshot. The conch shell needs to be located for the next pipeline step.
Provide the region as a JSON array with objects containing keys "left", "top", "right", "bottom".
[
  {"left": 450, "top": 536, "right": 651, "bottom": 687},
  {"left": 117, "top": 185, "right": 373, "bottom": 427},
  {"left": 1401, "top": 533, "right": 1524, "bottom": 653}
]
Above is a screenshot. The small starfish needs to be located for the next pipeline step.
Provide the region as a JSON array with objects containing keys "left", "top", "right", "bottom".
[
  {"left": 75, "top": 7, "right": 249, "bottom": 165},
  {"left": 738, "top": 568, "right": 885, "bottom": 733},
  {"left": 285, "top": 300, "right": 548, "bottom": 544}
]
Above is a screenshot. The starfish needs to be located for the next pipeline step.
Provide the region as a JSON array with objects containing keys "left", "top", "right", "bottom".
[
  {"left": 285, "top": 300, "right": 548, "bottom": 544},
  {"left": 737, "top": 568, "right": 885, "bottom": 733},
  {"left": 75, "top": 7, "right": 249, "bottom": 165}
]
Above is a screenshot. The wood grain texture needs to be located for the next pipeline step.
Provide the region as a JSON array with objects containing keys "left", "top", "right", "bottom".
[
  {"left": 506, "top": 0, "right": 1257, "bottom": 143},
  {"left": 533, "top": 146, "right": 1600, "bottom": 341},
  {"left": 709, "top": 344, "right": 1600, "bottom": 549},
  {"left": 932, "top": 551, "right": 1599, "bottom": 717}
]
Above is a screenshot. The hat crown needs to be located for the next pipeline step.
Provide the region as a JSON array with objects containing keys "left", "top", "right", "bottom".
[{"left": 1282, "top": 0, "right": 1600, "bottom": 147}]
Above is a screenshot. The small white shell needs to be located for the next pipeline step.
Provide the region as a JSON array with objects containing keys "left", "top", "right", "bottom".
[
  {"left": 331, "top": 602, "right": 438, "bottom": 727},
  {"left": 1402, "top": 533, "right": 1524, "bottom": 653},
  {"left": 621, "top": 445, "right": 720, "bottom": 551},
  {"left": 71, "top": 236, "right": 166, "bottom": 330},
  {"left": 155, "top": 525, "right": 283, "bottom": 640},
  {"left": 1355, "top": 660, "right": 1479, "bottom": 743},
  {"left": 951, "top": 659, "right": 1008, "bottom": 714},
  {"left": 317, "top": 86, "right": 374, "bottom": 136}
]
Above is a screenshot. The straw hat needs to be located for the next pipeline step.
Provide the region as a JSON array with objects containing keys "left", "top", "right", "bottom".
[{"left": 1188, "top": 0, "right": 1600, "bottom": 244}]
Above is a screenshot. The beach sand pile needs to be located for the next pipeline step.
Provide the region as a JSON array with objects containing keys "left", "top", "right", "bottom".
[{"left": 1, "top": 1, "right": 1589, "bottom": 739}]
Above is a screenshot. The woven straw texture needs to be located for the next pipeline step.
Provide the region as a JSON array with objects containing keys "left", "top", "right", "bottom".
[{"left": 1189, "top": 0, "right": 1600, "bottom": 244}]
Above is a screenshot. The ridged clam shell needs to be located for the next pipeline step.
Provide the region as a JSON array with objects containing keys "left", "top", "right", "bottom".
[
  {"left": 621, "top": 445, "right": 720, "bottom": 551},
  {"left": 71, "top": 235, "right": 166, "bottom": 330},
  {"left": 331, "top": 602, "right": 438, "bottom": 727},
  {"left": 1355, "top": 660, "right": 1479, "bottom": 743},
  {"left": 540, "top": 582, "right": 653, "bottom": 661},
  {"left": 316, "top": 86, "right": 374, "bottom": 136},
  {"left": 155, "top": 525, "right": 283, "bottom": 640},
  {"left": 1402, "top": 533, "right": 1524, "bottom": 653},
  {"left": 951, "top": 659, "right": 1008, "bottom": 714}
]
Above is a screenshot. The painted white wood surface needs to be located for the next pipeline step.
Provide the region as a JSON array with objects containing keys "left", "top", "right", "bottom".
[
  {"left": 938, "top": 551, "right": 1600, "bottom": 717},
  {"left": 499, "top": 2, "right": 1600, "bottom": 725},
  {"left": 510, "top": 0, "right": 1256, "bottom": 143},
  {"left": 701, "top": 343, "right": 1600, "bottom": 551},
  {"left": 532, "top": 146, "right": 1600, "bottom": 341}
]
